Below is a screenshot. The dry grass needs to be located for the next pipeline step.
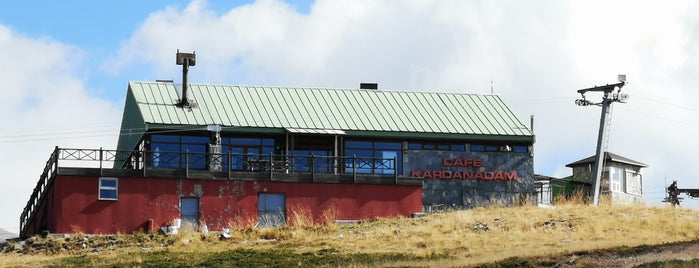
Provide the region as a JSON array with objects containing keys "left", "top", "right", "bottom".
[{"left": 3, "top": 202, "right": 699, "bottom": 267}]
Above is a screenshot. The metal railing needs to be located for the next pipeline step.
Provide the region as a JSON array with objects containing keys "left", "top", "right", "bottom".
[
  {"left": 20, "top": 146, "right": 59, "bottom": 238},
  {"left": 20, "top": 147, "right": 399, "bottom": 237}
]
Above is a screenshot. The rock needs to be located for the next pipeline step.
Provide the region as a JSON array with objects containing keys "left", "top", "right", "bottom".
[{"left": 473, "top": 223, "right": 489, "bottom": 232}]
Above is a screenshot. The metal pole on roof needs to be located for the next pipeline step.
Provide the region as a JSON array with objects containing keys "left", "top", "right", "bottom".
[{"left": 575, "top": 75, "right": 628, "bottom": 206}]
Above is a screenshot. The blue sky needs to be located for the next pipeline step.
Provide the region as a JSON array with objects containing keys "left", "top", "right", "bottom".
[
  {"left": 2, "top": 0, "right": 699, "bottom": 232},
  {"left": 0, "top": 0, "right": 312, "bottom": 101}
]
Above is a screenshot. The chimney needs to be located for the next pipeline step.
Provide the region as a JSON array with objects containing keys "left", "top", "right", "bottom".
[
  {"left": 360, "top": 83, "right": 378, "bottom": 90},
  {"left": 176, "top": 50, "right": 196, "bottom": 107}
]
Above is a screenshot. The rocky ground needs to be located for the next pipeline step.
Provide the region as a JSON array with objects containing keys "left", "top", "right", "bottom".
[
  {"left": 504, "top": 240, "right": 699, "bottom": 267},
  {"left": 1, "top": 235, "right": 698, "bottom": 267}
]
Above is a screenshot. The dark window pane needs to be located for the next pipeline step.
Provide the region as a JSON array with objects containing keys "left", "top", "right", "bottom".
[
  {"left": 437, "top": 144, "right": 450, "bottom": 150},
  {"left": 100, "top": 189, "right": 117, "bottom": 199},
  {"left": 100, "top": 179, "right": 117, "bottom": 188},
  {"left": 471, "top": 145, "right": 485, "bottom": 152},
  {"left": 346, "top": 149, "right": 371, "bottom": 157},
  {"left": 152, "top": 143, "right": 178, "bottom": 152},
  {"left": 182, "top": 136, "right": 209, "bottom": 144},
  {"left": 262, "top": 139, "right": 274, "bottom": 146},
  {"left": 451, "top": 144, "right": 465, "bottom": 151},
  {"left": 345, "top": 141, "right": 372, "bottom": 149},
  {"left": 151, "top": 135, "right": 179, "bottom": 142},
  {"left": 485, "top": 146, "right": 498, "bottom": 152},
  {"left": 513, "top": 146, "right": 528, "bottom": 153},
  {"left": 182, "top": 144, "right": 206, "bottom": 153},
  {"left": 231, "top": 138, "right": 262, "bottom": 146},
  {"left": 408, "top": 143, "right": 421, "bottom": 150},
  {"left": 262, "top": 147, "right": 274, "bottom": 155},
  {"left": 423, "top": 144, "right": 436, "bottom": 150},
  {"left": 374, "top": 142, "right": 401, "bottom": 150}
]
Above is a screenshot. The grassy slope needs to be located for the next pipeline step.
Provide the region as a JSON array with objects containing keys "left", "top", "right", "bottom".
[{"left": 2, "top": 202, "right": 699, "bottom": 267}]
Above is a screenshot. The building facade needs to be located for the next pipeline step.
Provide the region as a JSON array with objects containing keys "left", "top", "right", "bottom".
[
  {"left": 20, "top": 81, "right": 534, "bottom": 238},
  {"left": 565, "top": 152, "right": 646, "bottom": 204}
]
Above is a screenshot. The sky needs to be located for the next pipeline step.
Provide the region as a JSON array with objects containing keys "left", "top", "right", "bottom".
[{"left": 1, "top": 0, "right": 699, "bottom": 233}]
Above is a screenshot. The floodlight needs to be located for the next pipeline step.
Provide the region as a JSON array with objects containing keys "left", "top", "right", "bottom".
[
  {"left": 176, "top": 50, "right": 196, "bottom": 66},
  {"left": 618, "top": 74, "right": 626, "bottom": 83}
]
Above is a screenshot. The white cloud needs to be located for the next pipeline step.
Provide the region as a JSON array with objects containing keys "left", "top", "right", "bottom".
[
  {"left": 106, "top": 0, "right": 699, "bottom": 209},
  {"left": 0, "top": 25, "right": 121, "bottom": 232}
]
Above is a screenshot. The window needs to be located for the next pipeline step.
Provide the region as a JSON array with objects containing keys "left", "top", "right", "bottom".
[
  {"left": 470, "top": 144, "right": 529, "bottom": 153},
  {"left": 98, "top": 177, "right": 118, "bottom": 200},
  {"left": 610, "top": 168, "right": 624, "bottom": 192},
  {"left": 345, "top": 140, "right": 402, "bottom": 174},
  {"left": 470, "top": 145, "right": 485, "bottom": 152},
  {"left": 626, "top": 171, "right": 642, "bottom": 195},
  {"left": 513, "top": 146, "right": 529, "bottom": 153},
  {"left": 408, "top": 142, "right": 466, "bottom": 151},
  {"left": 151, "top": 135, "right": 208, "bottom": 169},
  {"left": 222, "top": 137, "right": 275, "bottom": 171}
]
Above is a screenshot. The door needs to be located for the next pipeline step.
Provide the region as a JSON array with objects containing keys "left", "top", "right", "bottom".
[
  {"left": 258, "top": 193, "right": 286, "bottom": 228},
  {"left": 181, "top": 197, "right": 199, "bottom": 231}
]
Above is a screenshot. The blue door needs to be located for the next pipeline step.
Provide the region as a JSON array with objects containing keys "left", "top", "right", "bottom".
[
  {"left": 181, "top": 197, "right": 199, "bottom": 230},
  {"left": 258, "top": 194, "right": 285, "bottom": 227}
]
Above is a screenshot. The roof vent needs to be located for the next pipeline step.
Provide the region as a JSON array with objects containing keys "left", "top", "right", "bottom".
[
  {"left": 360, "top": 83, "right": 378, "bottom": 90},
  {"left": 176, "top": 49, "right": 196, "bottom": 107}
]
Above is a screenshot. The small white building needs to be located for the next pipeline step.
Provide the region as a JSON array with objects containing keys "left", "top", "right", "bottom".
[{"left": 566, "top": 152, "right": 646, "bottom": 205}]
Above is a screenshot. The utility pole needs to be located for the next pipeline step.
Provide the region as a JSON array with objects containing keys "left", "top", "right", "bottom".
[{"left": 575, "top": 75, "right": 628, "bottom": 206}]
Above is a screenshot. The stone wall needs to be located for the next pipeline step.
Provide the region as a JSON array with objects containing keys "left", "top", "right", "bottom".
[{"left": 403, "top": 150, "right": 534, "bottom": 211}]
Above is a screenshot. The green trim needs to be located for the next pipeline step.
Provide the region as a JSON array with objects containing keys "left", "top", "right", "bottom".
[
  {"left": 142, "top": 125, "right": 535, "bottom": 143},
  {"left": 344, "top": 130, "right": 534, "bottom": 142}
]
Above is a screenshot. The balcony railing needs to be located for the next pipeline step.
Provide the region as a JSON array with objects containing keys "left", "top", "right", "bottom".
[{"left": 20, "top": 147, "right": 400, "bottom": 238}]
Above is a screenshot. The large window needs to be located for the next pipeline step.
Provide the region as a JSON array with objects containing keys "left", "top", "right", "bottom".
[
  {"left": 345, "top": 140, "right": 402, "bottom": 174},
  {"left": 151, "top": 135, "right": 209, "bottom": 169},
  {"left": 98, "top": 177, "right": 118, "bottom": 200},
  {"left": 222, "top": 137, "right": 274, "bottom": 171}
]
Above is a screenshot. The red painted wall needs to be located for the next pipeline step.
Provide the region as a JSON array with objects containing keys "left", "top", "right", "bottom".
[{"left": 34, "top": 176, "right": 422, "bottom": 235}]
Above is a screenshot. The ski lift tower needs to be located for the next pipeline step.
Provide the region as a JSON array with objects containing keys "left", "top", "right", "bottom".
[{"left": 575, "top": 75, "right": 629, "bottom": 206}]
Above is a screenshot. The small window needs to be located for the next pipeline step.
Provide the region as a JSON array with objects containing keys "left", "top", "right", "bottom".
[
  {"left": 451, "top": 144, "right": 466, "bottom": 151},
  {"left": 408, "top": 143, "right": 421, "bottom": 150},
  {"left": 470, "top": 145, "right": 485, "bottom": 152},
  {"left": 99, "top": 177, "right": 118, "bottom": 200},
  {"left": 513, "top": 146, "right": 528, "bottom": 153}
]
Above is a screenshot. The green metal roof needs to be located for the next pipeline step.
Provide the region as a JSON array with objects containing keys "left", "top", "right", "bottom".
[{"left": 117, "top": 81, "right": 533, "bottom": 150}]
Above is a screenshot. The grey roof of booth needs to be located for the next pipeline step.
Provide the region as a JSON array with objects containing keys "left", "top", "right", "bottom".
[
  {"left": 566, "top": 152, "right": 647, "bottom": 168},
  {"left": 117, "top": 81, "right": 534, "bottom": 151}
]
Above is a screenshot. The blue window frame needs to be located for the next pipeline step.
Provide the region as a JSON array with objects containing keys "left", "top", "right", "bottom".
[{"left": 98, "top": 177, "right": 118, "bottom": 200}]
